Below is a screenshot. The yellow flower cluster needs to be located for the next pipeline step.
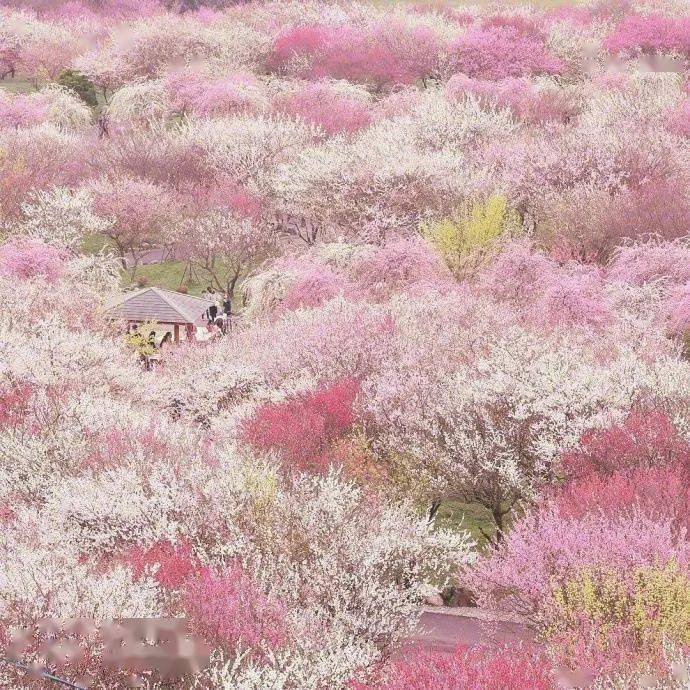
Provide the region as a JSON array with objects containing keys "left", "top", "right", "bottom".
[
  {"left": 546, "top": 562, "right": 690, "bottom": 658},
  {"left": 421, "top": 194, "right": 520, "bottom": 278}
]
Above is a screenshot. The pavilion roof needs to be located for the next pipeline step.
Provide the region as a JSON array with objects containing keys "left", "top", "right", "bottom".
[{"left": 105, "top": 287, "right": 215, "bottom": 325}]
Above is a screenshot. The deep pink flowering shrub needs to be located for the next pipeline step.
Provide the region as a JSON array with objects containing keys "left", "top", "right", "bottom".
[
  {"left": 478, "top": 241, "right": 612, "bottom": 329},
  {"left": 446, "top": 74, "right": 573, "bottom": 123},
  {"left": 241, "top": 378, "right": 360, "bottom": 473},
  {"left": 270, "top": 22, "right": 442, "bottom": 87},
  {"left": 322, "top": 21, "right": 442, "bottom": 86},
  {"left": 269, "top": 24, "right": 330, "bottom": 69},
  {"left": 353, "top": 644, "right": 555, "bottom": 690},
  {"left": 554, "top": 464, "right": 690, "bottom": 533},
  {"left": 560, "top": 411, "right": 690, "bottom": 479},
  {"left": 604, "top": 14, "right": 690, "bottom": 57},
  {"left": 274, "top": 83, "right": 372, "bottom": 135},
  {"left": 126, "top": 539, "right": 200, "bottom": 589},
  {"left": 187, "top": 178, "right": 264, "bottom": 219},
  {"left": 448, "top": 24, "right": 564, "bottom": 80},
  {"left": 0, "top": 237, "right": 66, "bottom": 282},
  {"left": 183, "top": 564, "right": 287, "bottom": 656}
]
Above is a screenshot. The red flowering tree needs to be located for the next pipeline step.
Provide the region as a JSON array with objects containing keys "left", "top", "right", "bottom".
[
  {"left": 240, "top": 377, "right": 360, "bottom": 473},
  {"left": 125, "top": 539, "right": 200, "bottom": 590},
  {"left": 560, "top": 410, "right": 690, "bottom": 479}
]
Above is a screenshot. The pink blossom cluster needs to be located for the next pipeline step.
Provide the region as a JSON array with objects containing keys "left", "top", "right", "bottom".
[
  {"left": 448, "top": 21, "right": 564, "bottom": 80},
  {"left": 0, "top": 237, "right": 66, "bottom": 282},
  {"left": 604, "top": 13, "right": 690, "bottom": 57}
]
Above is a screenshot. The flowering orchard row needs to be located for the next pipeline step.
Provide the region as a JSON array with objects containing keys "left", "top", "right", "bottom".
[{"left": 0, "top": 0, "right": 689, "bottom": 687}]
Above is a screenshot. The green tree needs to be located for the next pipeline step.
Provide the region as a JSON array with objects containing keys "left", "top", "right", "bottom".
[{"left": 56, "top": 70, "right": 98, "bottom": 108}]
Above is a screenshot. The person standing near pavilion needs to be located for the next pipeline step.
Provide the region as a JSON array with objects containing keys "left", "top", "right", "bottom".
[
  {"left": 222, "top": 292, "right": 232, "bottom": 333},
  {"left": 203, "top": 286, "right": 218, "bottom": 321}
]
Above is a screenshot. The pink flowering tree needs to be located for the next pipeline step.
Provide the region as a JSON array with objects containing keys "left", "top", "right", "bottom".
[
  {"left": 183, "top": 564, "right": 288, "bottom": 658},
  {"left": 269, "top": 21, "right": 443, "bottom": 89},
  {"left": 89, "top": 175, "right": 180, "bottom": 274},
  {"left": 448, "top": 22, "right": 564, "bottom": 80},
  {"left": 465, "top": 506, "right": 690, "bottom": 676},
  {"left": 274, "top": 82, "right": 372, "bottom": 136},
  {"left": 0, "top": 237, "right": 66, "bottom": 282},
  {"left": 0, "top": 126, "right": 90, "bottom": 217},
  {"left": 0, "top": 92, "right": 47, "bottom": 129},
  {"left": 604, "top": 14, "right": 690, "bottom": 58}
]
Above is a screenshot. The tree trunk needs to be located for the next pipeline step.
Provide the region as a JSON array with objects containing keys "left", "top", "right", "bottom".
[
  {"left": 428, "top": 499, "right": 442, "bottom": 524},
  {"left": 491, "top": 506, "right": 505, "bottom": 545}
]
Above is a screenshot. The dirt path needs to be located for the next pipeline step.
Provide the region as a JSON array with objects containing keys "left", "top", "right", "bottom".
[{"left": 408, "top": 608, "right": 533, "bottom": 653}]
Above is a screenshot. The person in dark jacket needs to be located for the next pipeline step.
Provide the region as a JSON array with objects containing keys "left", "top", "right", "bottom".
[{"left": 222, "top": 293, "right": 232, "bottom": 332}]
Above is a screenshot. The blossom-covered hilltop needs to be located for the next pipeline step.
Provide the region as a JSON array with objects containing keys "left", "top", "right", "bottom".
[{"left": 0, "top": 0, "right": 689, "bottom": 687}]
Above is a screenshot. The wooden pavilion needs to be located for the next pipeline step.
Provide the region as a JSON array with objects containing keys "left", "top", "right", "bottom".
[{"left": 106, "top": 287, "right": 215, "bottom": 343}]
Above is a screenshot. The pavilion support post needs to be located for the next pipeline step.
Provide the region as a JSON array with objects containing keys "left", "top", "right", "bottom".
[{"left": 174, "top": 324, "right": 180, "bottom": 343}]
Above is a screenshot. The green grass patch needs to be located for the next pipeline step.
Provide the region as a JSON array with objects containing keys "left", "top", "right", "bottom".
[
  {"left": 80, "top": 233, "right": 114, "bottom": 255},
  {"left": 0, "top": 75, "right": 36, "bottom": 94},
  {"left": 434, "top": 499, "right": 498, "bottom": 549},
  {"left": 123, "top": 260, "right": 207, "bottom": 296},
  {"left": 81, "top": 234, "right": 208, "bottom": 296}
]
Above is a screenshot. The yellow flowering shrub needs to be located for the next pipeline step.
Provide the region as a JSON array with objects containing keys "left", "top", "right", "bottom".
[
  {"left": 544, "top": 562, "right": 690, "bottom": 673},
  {"left": 421, "top": 194, "right": 520, "bottom": 277},
  {"left": 124, "top": 320, "right": 158, "bottom": 356}
]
